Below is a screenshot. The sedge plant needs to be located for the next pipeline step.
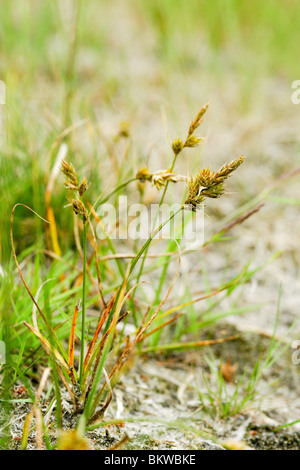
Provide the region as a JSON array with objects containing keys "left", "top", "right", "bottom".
[{"left": 10, "top": 106, "right": 245, "bottom": 447}]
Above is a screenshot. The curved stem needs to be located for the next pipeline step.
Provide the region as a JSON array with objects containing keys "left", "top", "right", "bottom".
[
  {"left": 93, "top": 177, "right": 137, "bottom": 211},
  {"left": 131, "top": 153, "right": 180, "bottom": 323},
  {"left": 129, "top": 206, "right": 183, "bottom": 276}
]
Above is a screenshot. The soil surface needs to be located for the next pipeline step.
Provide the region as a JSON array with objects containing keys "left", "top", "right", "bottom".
[{"left": 7, "top": 322, "right": 300, "bottom": 450}]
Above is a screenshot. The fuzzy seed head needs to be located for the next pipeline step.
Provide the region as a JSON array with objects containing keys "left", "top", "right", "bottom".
[
  {"left": 136, "top": 167, "right": 152, "bottom": 183},
  {"left": 61, "top": 160, "right": 78, "bottom": 187},
  {"left": 184, "top": 156, "right": 245, "bottom": 209},
  {"left": 136, "top": 167, "right": 187, "bottom": 190},
  {"left": 188, "top": 103, "right": 209, "bottom": 136},
  {"left": 79, "top": 178, "right": 89, "bottom": 197},
  {"left": 72, "top": 199, "right": 88, "bottom": 223},
  {"left": 64, "top": 180, "right": 79, "bottom": 191},
  {"left": 184, "top": 135, "right": 203, "bottom": 149},
  {"left": 171, "top": 138, "right": 184, "bottom": 155}
]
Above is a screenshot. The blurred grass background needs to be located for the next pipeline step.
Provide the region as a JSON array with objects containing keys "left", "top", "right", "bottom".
[
  {"left": 1, "top": 0, "right": 300, "bottom": 254},
  {"left": 0, "top": 0, "right": 300, "bottom": 331}
]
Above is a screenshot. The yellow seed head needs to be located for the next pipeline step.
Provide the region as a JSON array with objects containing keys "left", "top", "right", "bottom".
[
  {"left": 61, "top": 160, "right": 78, "bottom": 187},
  {"left": 188, "top": 103, "right": 209, "bottom": 136},
  {"left": 171, "top": 138, "right": 184, "bottom": 155},
  {"left": 72, "top": 199, "right": 88, "bottom": 223},
  {"left": 79, "top": 178, "right": 89, "bottom": 197}
]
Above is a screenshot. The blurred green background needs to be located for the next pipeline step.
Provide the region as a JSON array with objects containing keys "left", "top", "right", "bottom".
[{"left": 0, "top": 0, "right": 300, "bottom": 261}]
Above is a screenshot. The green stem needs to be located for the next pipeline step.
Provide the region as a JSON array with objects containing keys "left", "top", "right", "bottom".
[
  {"left": 92, "top": 178, "right": 137, "bottom": 279},
  {"left": 80, "top": 223, "right": 87, "bottom": 386},
  {"left": 131, "top": 153, "right": 179, "bottom": 323},
  {"left": 93, "top": 177, "right": 137, "bottom": 212},
  {"left": 104, "top": 206, "right": 183, "bottom": 333},
  {"left": 129, "top": 206, "right": 183, "bottom": 276}
]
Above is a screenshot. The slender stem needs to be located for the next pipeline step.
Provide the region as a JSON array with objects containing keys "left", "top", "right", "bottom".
[
  {"left": 129, "top": 206, "right": 183, "bottom": 276},
  {"left": 91, "top": 177, "right": 137, "bottom": 279},
  {"left": 151, "top": 154, "right": 183, "bottom": 313},
  {"left": 103, "top": 206, "right": 183, "bottom": 341},
  {"left": 135, "top": 153, "right": 179, "bottom": 278},
  {"left": 80, "top": 223, "right": 87, "bottom": 386},
  {"left": 51, "top": 358, "right": 62, "bottom": 429},
  {"left": 93, "top": 177, "right": 137, "bottom": 212},
  {"left": 131, "top": 153, "right": 179, "bottom": 323}
]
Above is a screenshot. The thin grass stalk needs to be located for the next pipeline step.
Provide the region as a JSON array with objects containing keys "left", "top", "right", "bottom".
[
  {"left": 51, "top": 358, "right": 62, "bottom": 429},
  {"left": 141, "top": 334, "right": 238, "bottom": 353},
  {"left": 83, "top": 291, "right": 118, "bottom": 372},
  {"left": 84, "top": 333, "right": 112, "bottom": 422},
  {"left": 88, "top": 219, "right": 105, "bottom": 308},
  {"left": 129, "top": 206, "right": 183, "bottom": 276},
  {"left": 84, "top": 274, "right": 130, "bottom": 419},
  {"left": 132, "top": 105, "right": 208, "bottom": 323},
  {"left": 80, "top": 223, "right": 87, "bottom": 386},
  {"left": 104, "top": 252, "right": 181, "bottom": 391},
  {"left": 10, "top": 205, "right": 64, "bottom": 355},
  {"left": 131, "top": 153, "right": 180, "bottom": 322},
  {"left": 138, "top": 313, "right": 183, "bottom": 341},
  {"left": 102, "top": 207, "right": 182, "bottom": 335},
  {"left": 68, "top": 299, "right": 80, "bottom": 384},
  {"left": 93, "top": 177, "right": 137, "bottom": 211},
  {"left": 86, "top": 200, "right": 125, "bottom": 278}
]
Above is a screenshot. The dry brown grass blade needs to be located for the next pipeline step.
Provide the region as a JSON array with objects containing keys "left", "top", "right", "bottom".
[
  {"left": 24, "top": 321, "right": 69, "bottom": 374},
  {"left": 141, "top": 334, "right": 239, "bottom": 353},
  {"left": 25, "top": 324, "right": 76, "bottom": 402},
  {"left": 84, "top": 198, "right": 106, "bottom": 231},
  {"left": 84, "top": 270, "right": 130, "bottom": 404},
  {"left": 32, "top": 278, "right": 55, "bottom": 332},
  {"left": 108, "top": 247, "right": 181, "bottom": 383},
  {"left": 138, "top": 313, "right": 183, "bottom": 342},
  {"left": 88, "top": 368, "right": 113, "bottom": 425},
  {"left": 46, "top": 206, "right": 61, "bottom": 256},
  {"left": 10, "top": 204, "right": 60, "bottom": 341},
  {"left": 21, "top": 367, "right": 51, "bottom": 450},
  {"left": 56, "top": 366, "right": 76, "bottom": 404},
  {"left": 84, "top": 310, "right": 129, "bottom": 396},
  {"left": 99, "top": 250, "right": 182, "bottom": 261},
  {"left": 45, "top": 143, "right": 68, "bottom": 256},
  {"left": 42, "top": 249, "right": 79, "bottom": 268},
  {"left": 113, "top": 280, "right": 149, "bottom": 322},
  {"left": 68, "top": 299, "right": 81, "bottom": 374},
  {"left": 134, "top": 249, "right": 181, "bottom": 343},
  {"left": 34, "top": 406, "right": 44, "bottom": 449},
  {"left": 36, "top": 367, "right": 51, "bottom": 401},
  {"left": 163, "top": 266, "right": 247, "bottom": 317},
  {"left": 108, "top": 434, "right": 130, "bottom": 450},
  {"left": 209, "top": 202, "right": 265, "bottom": 240},
  {"left": 83, "top": 290, "right": 119, "bottom": 372},
  {"left": 20, "top": 410, "right": 34, "bottom": 450},
  {"left": 182, "top": 335, "right": 239, "bottom": 348}
]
